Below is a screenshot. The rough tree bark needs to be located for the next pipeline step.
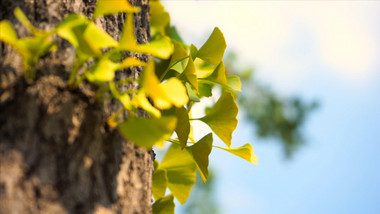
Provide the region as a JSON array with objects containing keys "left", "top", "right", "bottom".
[{"left": 0, "top": 0, "right": 153, "bottom": 213}]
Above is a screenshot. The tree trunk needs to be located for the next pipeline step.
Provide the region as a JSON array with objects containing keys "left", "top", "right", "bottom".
[{"left": 0, "top": 0, "right": 153, "bottom": 213}]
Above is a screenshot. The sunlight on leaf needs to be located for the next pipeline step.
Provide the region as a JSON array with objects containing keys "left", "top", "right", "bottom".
[
  {"left": 161, "top": 77, "right": 189, "bottom": 108},
  {"left": 132, "top": 93, "right": 161, "bottom": 118},
  {"left": 151, "top": 1, "right": 170, "bottom": 36},
  {"left": 158, "top": 144, "right": 196, "bottom": 204},
  {"left": 196, "top": 27, "right": 226, "bottom": 65},
  {"left": 215, "top": 144, "right": 258, "bottom": 165},
  {"left": 199, "top": 92, "right": 238, "bottom": 147},
  {"left": 204, "top": 61, "right": 229, "bottom": 86},
  {"left": 93, "top": 0, "right": 140, "bottom": 19},
  {"left": 152, "top": 194, "right": 175, "bottom": 214},
  {"left": 85, "top": 58, "right": 118, "bottom": 83},
  {"left": 0, "top": 21, "right": 18, "bottom": 43},
  {"left": 227, "top": 75, "right": 242, "bottom": 92},
  {"left": 83, "top": 22, "right": 118, "bottom": 49},
  {"left": 118, "top": 116, "right": 177, "bottom": 148},
  {"left": 187, "top": 133, "right": 213, "bottom": 182}
]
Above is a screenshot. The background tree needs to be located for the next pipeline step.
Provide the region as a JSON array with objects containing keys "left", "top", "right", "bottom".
[{"left": 0, "top": 0, "right": 153, "bottom": 213}]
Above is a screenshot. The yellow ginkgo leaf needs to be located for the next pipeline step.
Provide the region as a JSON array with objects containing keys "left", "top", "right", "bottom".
[
  {"left": 199, "top": 92, "right": 238, "bottom": 147},
  {"left": 93, "top": 0, "right": 140, "bottom": 19},
  {"left": 161, "top": 78, "right": 189, "bottom": 108},
  {"left": 132, "top": 93, "right": 161, "bottom": 118},
  {"left": 215, "top": 143, "right": 258, "bottom": 165},
  {"left": 186, "top": 133, "right": 213, "bottom": 182}
]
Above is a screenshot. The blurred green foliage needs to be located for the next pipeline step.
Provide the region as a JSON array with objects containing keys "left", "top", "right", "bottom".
[{"left": 224, "top": 52, "right": 318, "bottom": 157}]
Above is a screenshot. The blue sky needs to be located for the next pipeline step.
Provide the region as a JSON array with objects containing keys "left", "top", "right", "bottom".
[{"left": 161, "top": 1, "right": 380, "bottom": 213}]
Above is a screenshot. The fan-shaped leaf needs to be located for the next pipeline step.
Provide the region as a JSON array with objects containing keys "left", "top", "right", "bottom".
[
  {"left": 158, "top": 144, "right": 196, "bottom": 204},
  {"left": 152, "top": 194, "right": 175, "bottom": 214},
  {"left": 215, "top": 144, "right": 258, "bottom": 165},
  {"left": 199, "top": 92, "right": 238, "bottom": 147},
  {"left": 196, "top": 27, "right": 226, "bottom": 65},
  {"left": 227, "top": 75, "right": 242, "bottom": 92},
  {"left": 161, "top": 77, "right": 189, "bottom": 108},
  {"left": 0, "top": 21, "right": 18, "bottom": 43},
  {"left": 83, "top": 22, "right": 118, "bottom": 49},
  {"left": 186, "top": 133, "right": 213, "bottom": 182},
  {"left": 132, "top": 93, "right": 161, "bottom": 118},
  {"left": 118, "top": 116, "right": 177, "bottom": 148},
  {"left": 85, "top": 58, "right": 118, "bottom": 83}
]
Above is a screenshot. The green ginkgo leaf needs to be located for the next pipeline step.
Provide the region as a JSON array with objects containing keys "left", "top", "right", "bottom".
[
  {"left": 175, "top": 107, "right": 191, "bottom": 148},
  {"left": 198, "top": 83, "right": 213, "bottom": 98},
  {"left": 202, "top": 61, "right": 228, "bottom": 87},
  {"left": 185, "top": 83, "right": 201, "bottom": 102},
  {"left": 187, "top": 133, "right": 213, "bottom": 182},
  {"left": 168, "top": 42, "right": 188, "bottom": 69},
  {"left": 189, "top": 44, "right": 198, "bottom": 60},
  {"left": 215, "top": 143, "right": 258, "bottom": 165},
  {"left": 179, "top": 57, "right": 198, "bottom": 91},
  {"left": 152, "top": 194, "right": 175, "bottom": 214},
  {"left": 93, "top": 0, "right": 140, "bottom": 19},
  {"left": 196, "top": 27, "right": 226, "bottom": 65},
  {"left": 227, "top": 75, "right": 242, "bottom": 92},
  {"left": 118, "top": 116, "right": 177, "bottom": 148},
  {"left": 199, "top": 92, "right": 238, "bottom": 147},
  {"left": 158, "top": 144, "right": 197, "bottom": 204},
  {"left": 85, "top": 58, "right": 118, "bottom": 83},
  {"left": 152, "top": 161, "right": 168, "bottom": 200}
]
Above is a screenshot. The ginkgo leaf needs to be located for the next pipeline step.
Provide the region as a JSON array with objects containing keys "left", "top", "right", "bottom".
[
  {"left": 132, "top": 93, "right": 161, "bottom": 118},
  {"left": 152, "top": 194, "right": 175, "bottom": 214},
  {"left": 179, "top": 57, "right": 198, "bottom": 91},
  {"left": 161, "top": 77, "right": 189, "bottom": 108},
  {"left": 203, "top": 61, "right": 228, "bottom": 86},
  {"left": 185, "top": 83, "right": 200, "bottom": 102},
  {"left": 187, "top": 133, "right": 213, "bottom": 182},
  {"left": 158, "top": 144, "right": 197, "bottom": 204},
  {"left": 138, "top": 36, "right": 174, "bottom": 59},
  {"left": 227, "top": 75, "right": 242, "bottom": 92},
  {"left": 140, "top": 61, "right": 172, "bottom": 109},
  {"left": 199, "top": 92, "right": 238, "bottom": 147},
  {"left": 0, "top": 20, "right": 18, "bottom": 43},
  {"left": 85, "top": 58, "right": 118, "bottom": 83},
  {"left": 83, "top": 22, "right": 118, "bottom": 49},
  {"left": 117, "top": 57, "right": 147, "bottom": 70},
  {"left": 56, "top": 14, "right": 89, "bottom": 47},
  {"left": 119, "top": 14, "right": 173, "bottom": 59},
  {"left": 168, "top": 41, "right": 188, "bottom": 69},
  {"left": 196, "top": 27, "right": 226, "bottom": 65},
  {"left": 175, "top": 107, "right": 190, "bottom": 148},
  {"left": 198, "top": 83, "right": 213, "bottom": 98},
  {"left": 194, "top": 58, "right": 214, "bottom": 78},
  {"left": 150, "top": 1, "right": 170, "bottom": 36},
  {"left": 109, "top": 82, "right": 132, "bottom": 110},
  {"left": 93, "top": 0, "right": 140, "bottom": 19},
  {"left": 189, "top": 44, "right": 198, "bottom": 60},
  {"left": 152, "top": 161, "right": 168, "bottom": 200},
  {"left": 14, "top": 7, "right": 42, "bottom": 36},
  {"left": 118, "top": 116, "right": 177, "bottom": 148},
  {"left": 215, "top": 143, "right": 258, "bottom": 165}
]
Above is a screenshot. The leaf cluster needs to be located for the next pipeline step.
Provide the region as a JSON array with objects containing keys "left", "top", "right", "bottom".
[{"left": 0, "top": 1, "right": 258, "bottom": 213}]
